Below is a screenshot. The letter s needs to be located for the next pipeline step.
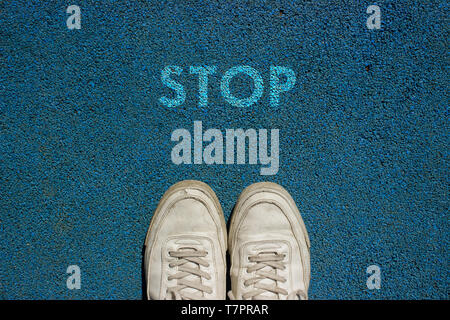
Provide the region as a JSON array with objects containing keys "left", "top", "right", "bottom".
[{"left": 159, "top": 66, "right": 186, "bottom": 108}]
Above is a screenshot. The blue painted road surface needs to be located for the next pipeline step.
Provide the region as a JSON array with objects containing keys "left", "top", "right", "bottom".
[{"left": 0, "top": 1, "right": 448, "bottom": 299}]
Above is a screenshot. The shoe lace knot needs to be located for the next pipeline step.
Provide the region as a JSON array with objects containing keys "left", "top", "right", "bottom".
[{"left": 165, "top": 247, "right": 212, "bottom": 300}]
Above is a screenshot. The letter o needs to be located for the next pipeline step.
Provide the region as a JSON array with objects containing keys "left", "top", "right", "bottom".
[{"left": 220, "top": 66, "right": 263, "bottom": 108}]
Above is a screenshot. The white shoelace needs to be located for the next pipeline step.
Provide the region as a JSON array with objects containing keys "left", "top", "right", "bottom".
[
  {"left": 227, "top": 252, "right": 308, "bottom": 300},
  {"left": 165, "top": 247, "right": 212, "bottom": 300}
]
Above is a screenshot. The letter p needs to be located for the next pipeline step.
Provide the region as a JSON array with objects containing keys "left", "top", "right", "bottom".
[{"left": 270, "top": 66, "right": 296, "bottom": 108}]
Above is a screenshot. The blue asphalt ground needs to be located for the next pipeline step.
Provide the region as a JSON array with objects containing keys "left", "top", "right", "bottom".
[{"left": 0, "top": 1, "right": 448, "bottom": 299}]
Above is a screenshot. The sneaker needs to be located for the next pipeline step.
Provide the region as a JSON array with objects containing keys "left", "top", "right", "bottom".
[
  {"left": 144, "top": 180, "right": 227, "bottom": 300},
  {"left": 228, "top": 182, "right": 311, "bottom": 300}
]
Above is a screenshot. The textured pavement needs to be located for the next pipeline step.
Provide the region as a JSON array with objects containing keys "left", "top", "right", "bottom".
[{"left": 0, "top": 1, "right": 448, "bottom": 299}]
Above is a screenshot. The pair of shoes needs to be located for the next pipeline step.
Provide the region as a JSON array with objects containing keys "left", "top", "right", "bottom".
[{"left": 144, "top": 180, "right": 310, "bottom": 300}]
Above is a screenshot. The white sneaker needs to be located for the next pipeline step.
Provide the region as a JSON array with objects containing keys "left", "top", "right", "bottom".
[
  {"left": 228, "top": 182, "right": 311, "bottom": 300},
  {"left": 144, "top": 180, "right": 227, "bottom": 300}
]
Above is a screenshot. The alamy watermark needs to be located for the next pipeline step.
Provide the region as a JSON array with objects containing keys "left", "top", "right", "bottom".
[
  {"left": 366, "top": 5, "right": 381, "bottom": 30},
  {"left": 66, "top": 5, "right": 81, "bottom": 30},
  {"left": 366, "top": 265, "right": 381, "bottom": 290},
  {"left": 66, "top": 265, "right": 81, "bottom": 290},
  {"left": 171, "top": 121, "right": 279, "bottom": 175}
]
